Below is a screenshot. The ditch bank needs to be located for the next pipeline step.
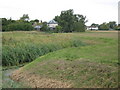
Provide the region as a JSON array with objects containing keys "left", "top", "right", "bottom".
[{"left": 2, "top": 65, "right": 28, "bottom": 88}]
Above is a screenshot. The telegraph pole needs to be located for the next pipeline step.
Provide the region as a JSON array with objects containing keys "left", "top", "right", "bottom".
[{"left": 118, "top": 1, "right": 120, "bottom": 26}]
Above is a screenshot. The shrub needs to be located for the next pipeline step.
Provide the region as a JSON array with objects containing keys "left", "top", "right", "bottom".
[
  {"left": 5, "top": 22, "right": 33, "bottom": 31},
  {"left": 54, "top": 25, "right": 62, "bottom": 33}
]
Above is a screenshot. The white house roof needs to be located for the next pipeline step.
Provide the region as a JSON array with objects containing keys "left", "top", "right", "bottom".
[
  {"left": 34, "top": 25, "right": 42, "bottom": 29},
  {"left": 48, "top": 20, "right": 58, "bottom": 24}
]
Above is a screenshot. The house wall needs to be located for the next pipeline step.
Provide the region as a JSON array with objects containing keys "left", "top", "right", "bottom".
[
  {"left": 87, "top": 27, "right": 98, "bottom": 30},
  {"left": 91, "top": 27, "right": 98, "bottom": 30},
  {"left": 48, "top": 24, "right": 58, "bottom": 28}
]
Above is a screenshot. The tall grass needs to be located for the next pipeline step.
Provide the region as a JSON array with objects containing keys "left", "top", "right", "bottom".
[{"left": 2, "top": 31, "right": 86, "bottom": 66}]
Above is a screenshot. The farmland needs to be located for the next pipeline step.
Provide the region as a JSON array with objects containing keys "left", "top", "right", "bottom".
[{"left": 2, "top": 31, "right": 119, "bottom": 88}]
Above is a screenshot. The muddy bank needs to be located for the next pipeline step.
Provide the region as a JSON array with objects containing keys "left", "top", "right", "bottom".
[{"left": 2, "top": 66, "right": 27, "bottom": 88}]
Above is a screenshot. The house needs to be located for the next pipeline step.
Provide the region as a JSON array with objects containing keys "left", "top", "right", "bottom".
[
  {"left": 34, "top": 25, "right": 42, "bottom": 30},
  {"left": 32, "top": 22, "right": 42, "bottom": 30},
  {"left": 87, "top": 26, "right": 98, "bottom": 30},
  {"left": 47, "top": 20, "right": 58, "bottom": 30}
]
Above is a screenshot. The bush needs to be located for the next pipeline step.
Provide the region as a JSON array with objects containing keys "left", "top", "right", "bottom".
[
  {"left": 40, "top": 22, "right": 49, "bottom": 32},
  {"left": 6, "top": 22, "right": 33, "bottom": 31},
  {"left": 54, "top": 25, "right": 62, "bottom": 33}
]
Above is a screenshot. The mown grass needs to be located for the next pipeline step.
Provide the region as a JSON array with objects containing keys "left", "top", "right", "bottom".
[
  {"left": 23, "top": 44, "right": 118, "bottom": 88},
  {"left": 10, "top": 31, "right": 118, "bottom": 88}
]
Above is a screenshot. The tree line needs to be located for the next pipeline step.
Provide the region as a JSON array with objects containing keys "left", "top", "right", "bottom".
[
  {"left": 2, "top": 9, "right": 120, "bottom": 32},
  {"left": 90, "top": 22, "right": 119, "bottom": 30},
  {"left": 2, "top": 9, "right": 87, "bottom": 32},
  {"left": 2, "top": 14, "right": 34, "bottom": 31}
]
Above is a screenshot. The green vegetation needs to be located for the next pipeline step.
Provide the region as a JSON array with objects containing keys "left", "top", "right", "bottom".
[
  {"left": 0, "top": 67, "right": 2, "bottom": 89},
  {"left": 4, "top": 31, "right": 117, "bottom": 88},
  {"left": 2, "top": 11, "right": 119, "bottom": 32},
  {"left": 99, "top": 22, "right": 110, "bottom": 30},
  {"left": 2, "top": 31, "right": 87, "bottom": 66},
  {"left": 2, "top": 14, "right": 33, "bottom": 31},
  {"left": 54, "top": 9, "right": 87, "bottom": 32},
  {"left": 2, "top": 9, "right": 88, "bottom": 32},
  {"left": 98, "top": 21, "right": 118, "bottom": 30},
  {"left": 2, "top": 68, "right": 28, "bottom": 88},
  {"left": 6, "top": 22, "right": 33, "bottom": 31},
  {"left": 89, "top": 21, "right": 120, "bottom": 31},
  {"left": 23, "top": 46, "right": 118, "bottom": 88}
]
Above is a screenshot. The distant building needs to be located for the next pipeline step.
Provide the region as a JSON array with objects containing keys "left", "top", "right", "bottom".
[
  {"left": 87, "top": 26, "right": 98, "bottom": 30},
  {"left": 34, "top": 25, "right": 42, "bottom": 30},
  {"left": 47, "top": 20, "right": 58, "bottom": 30},
  {"left": 32, "top": 22, "right": 42, "bottom": 30}
]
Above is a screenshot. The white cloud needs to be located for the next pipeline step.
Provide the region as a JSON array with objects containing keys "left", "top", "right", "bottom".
[{"left": 0, "top": 0, "right": 119, "bottom": 25}]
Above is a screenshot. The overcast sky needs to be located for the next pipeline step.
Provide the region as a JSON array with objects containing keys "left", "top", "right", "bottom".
[{"left": 0, "top": 0, "right": 119, "bottom": 25}]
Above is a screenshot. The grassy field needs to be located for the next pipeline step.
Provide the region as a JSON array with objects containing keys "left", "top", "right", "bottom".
[
  {"left": 2, "top": 31, "right": 118, "bottom": 88},
  {"left": 2, "top": 31, "right": 87, "bottom": 66}
]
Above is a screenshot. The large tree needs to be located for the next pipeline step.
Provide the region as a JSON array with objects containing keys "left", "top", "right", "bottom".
[
  {"left": 20, "top": 14, "right": 29, "bottom": 22},
  {"left": 73, "top": 14, "right": 87, "bottom": 32},
  {"left": 99, "top": 22, "right": 109, "bottom": 30},
  {"left": 91, "top": 23, "right": 99, "bottom": 27},
  {"left": 54, "top": 9, "right": 87, "bottom": 32},
  {"left": 108, "top": 21, "right": 117, "bottom": 30}
]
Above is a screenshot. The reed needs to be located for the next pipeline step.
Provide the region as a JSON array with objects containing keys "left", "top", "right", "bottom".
[{"left": 2, "top": 31, "right": 86, "bottom": 66}]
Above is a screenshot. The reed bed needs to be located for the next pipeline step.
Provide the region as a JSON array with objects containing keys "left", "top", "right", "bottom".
[{"left": 2, "top": 31, "right": 86, "bottom": 66}]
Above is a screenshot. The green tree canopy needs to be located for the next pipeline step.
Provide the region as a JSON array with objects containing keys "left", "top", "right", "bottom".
[
  {"left": 20, "top": 14, "right": 29, "bottom": 22},
  {"left": 99, "top": 22, "right": 109, "bottom": 30},
  {"left": 40, "top": 22, "right": 48, "bottom": 32},
  {"left": 108, "top": 21, "right": 117, "bottom": 29},
  {"left": 91, "top": 23, "right": 99, "bottom": 27},
  {"left": 54, "top": 9, "right": 87, "bottom": 32},
  {"left": 99, "top": 21, "right": 117, "bottom": 30},
  {"left": 2, "top": 16, "right": 33, "bottom": 31}
]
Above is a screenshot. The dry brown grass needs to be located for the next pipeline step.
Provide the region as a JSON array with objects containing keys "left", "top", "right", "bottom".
[
  {"left": 11, "top": 67, "right": 72, "bottom": 88},
  {"left": 80, "top": 32, "right": 118, "bottom": 39},
  {"left": 10, "top": 58, "right": 118, "bottom": 88},
  {"left": 90, "top": 30, "right": 118, "bottom": 32}
]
